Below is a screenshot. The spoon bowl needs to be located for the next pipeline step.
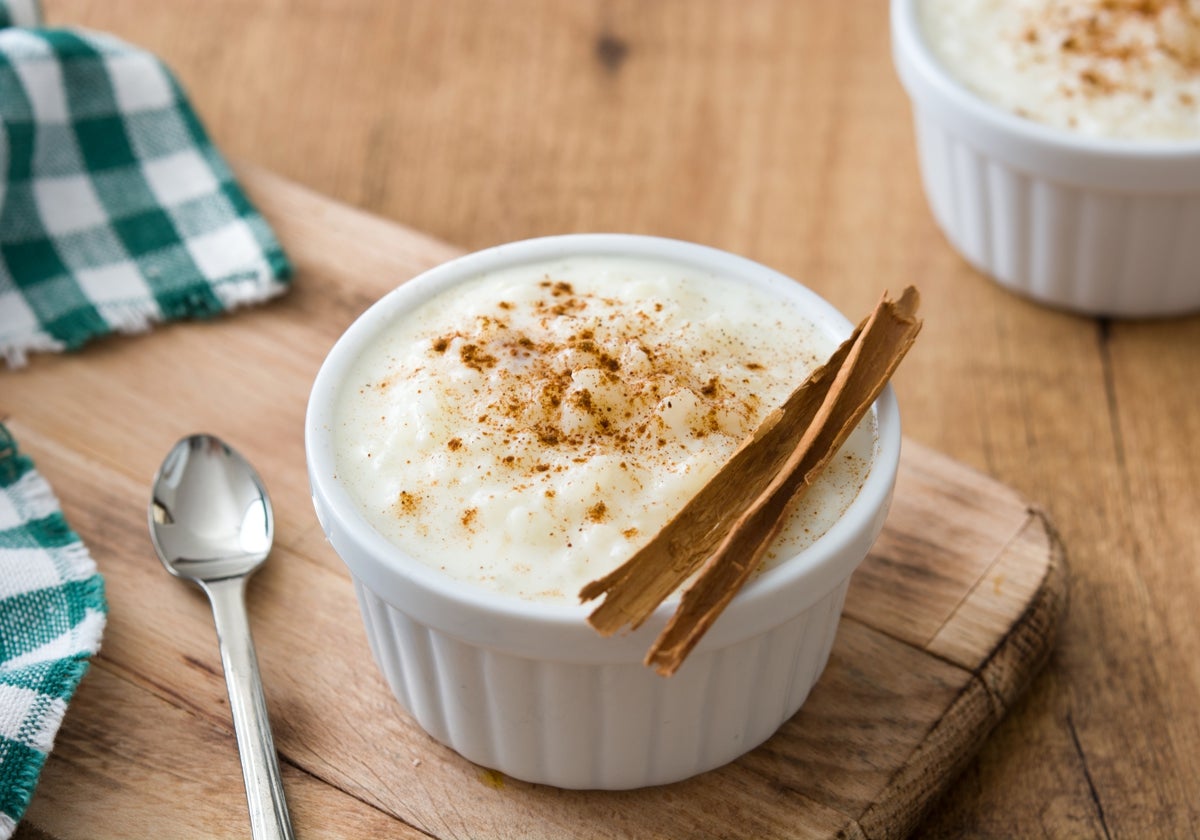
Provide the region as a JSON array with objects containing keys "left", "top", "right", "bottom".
[
  {"left": 149, "top": 433, "right": 294, "bottom": 840},
  {"left": 150, "top": 434, "right": 274, "bottom": 582}
]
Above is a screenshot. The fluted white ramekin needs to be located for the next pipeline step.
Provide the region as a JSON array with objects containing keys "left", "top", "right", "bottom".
[
  {"left": 892, "top": 0, "right": 1200, "bottom": 317},
  {"left": 306, "top": 234, "right": 901, "bottom": 789}
]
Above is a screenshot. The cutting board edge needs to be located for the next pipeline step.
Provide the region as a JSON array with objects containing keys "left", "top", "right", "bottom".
[
  {"left": 6, "top": 168, "right": 1076, "bottom": 840},
  {"left": 854, "top": 508, "right": 1068, "bottom": 839}
]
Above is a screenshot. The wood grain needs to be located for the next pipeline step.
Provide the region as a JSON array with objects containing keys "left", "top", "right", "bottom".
[
  {"left": 23, "top": 0, "right": 1200, "bottom": 834},
  {"left": 4, "top": 168, "right": 1060, "bottom": 839}
]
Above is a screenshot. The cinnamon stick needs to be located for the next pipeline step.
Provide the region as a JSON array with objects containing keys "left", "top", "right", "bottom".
[
  {"left": 579, "top": 287, "right": 922, "bottom": 675},
  {"left": 578, "top": 319, "right": 864, "bottom": 628}
]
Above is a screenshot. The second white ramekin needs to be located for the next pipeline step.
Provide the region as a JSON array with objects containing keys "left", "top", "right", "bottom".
[
  {"left": 306, "top": 234, "right": 901, "bottom": 789},
  {"left": 892, "top": 0, "right": 1200, "bottom": 318}
]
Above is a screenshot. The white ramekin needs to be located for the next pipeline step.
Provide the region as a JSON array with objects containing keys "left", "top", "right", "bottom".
[
  {"left": 305, "top": 234, "right": 901, "bottom": 789},
  {"left": 892, "top": 0, "right": 1200, "bottom": 317}
]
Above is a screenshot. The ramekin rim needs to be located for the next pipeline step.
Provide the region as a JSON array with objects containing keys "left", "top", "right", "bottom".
[
  {"left": 305, "top": 233, "right": 901, "bottom": 645},
  {"left": 890, "top": 0, "right": 1200, "bottom": 159}
]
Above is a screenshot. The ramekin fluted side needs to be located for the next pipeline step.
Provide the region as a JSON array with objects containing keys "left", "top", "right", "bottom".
[
  {"left": 307, "top": 234, "right": 903, "bottom": 790},
  {"left": 913, "top": 110, "right": 1200, "bottom": 317},
  {"left": 352, "top": 576, "right": 850, "bottom": 790},
  {"left": 892, "top": 0, "right": 1200, "bottom": 317}
]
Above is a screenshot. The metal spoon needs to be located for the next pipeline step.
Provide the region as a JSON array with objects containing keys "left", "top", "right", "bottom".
[{"left": 148, "top": 434, "right": 295, "bottom": 840}]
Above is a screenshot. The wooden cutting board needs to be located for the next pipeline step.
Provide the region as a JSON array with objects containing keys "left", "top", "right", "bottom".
[{"left": 4, "top": 167, "right": 1066, "bottom": 840}]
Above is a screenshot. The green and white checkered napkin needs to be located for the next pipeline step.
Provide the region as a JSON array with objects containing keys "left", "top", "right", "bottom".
[
  {"left": 0, "top": 424, "right": 106, "bottom": 837},
  {"left": 1, "top": 0, "right": 285, "bottom": 832},
  {"left": 0, "top": 1, "right": 290, "bottom": 366}
]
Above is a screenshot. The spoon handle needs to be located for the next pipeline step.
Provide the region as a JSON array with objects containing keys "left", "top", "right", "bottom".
[{"left": 203, "top": 576, "right": 296, "bottom": 840}]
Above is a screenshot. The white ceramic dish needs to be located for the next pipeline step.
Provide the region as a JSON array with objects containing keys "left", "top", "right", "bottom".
[
  {"left": 305, "top": 234, "right": 901, "bottom": 790},
  {"left": 892, "top": 0, "right": 1200, "bottom": 317}
]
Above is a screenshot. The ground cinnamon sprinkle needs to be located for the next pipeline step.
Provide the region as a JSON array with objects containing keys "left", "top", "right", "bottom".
[
  {"left": 421, "top": 281, "right": 765, "bottom": 465},
  {"left": 458, "top": 343, "right": 497, "bottom": 371},
  {"left": 336, "top": 256, "right": 872, "bottom": 604},
  {"left": 394, "top": 491, "right": 420, "bottom": 515},
  {"left": 1022, "top": 0, "right": 1198, "bottom": 92},
  {"left": 922, "top": 0, "right": 1200, "bottom": 139},
  {"left": 395, "top": 276, "right": 792, "bottom": 553}
]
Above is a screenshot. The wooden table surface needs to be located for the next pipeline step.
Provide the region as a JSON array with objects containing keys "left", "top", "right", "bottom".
[{"left": 24, "top": 1, "right": 1200, "bottom": 836}]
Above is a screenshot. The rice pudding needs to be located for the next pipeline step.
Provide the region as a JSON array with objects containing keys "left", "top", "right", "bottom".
[
  {"left": 919, "top": 0, "right": 1200, "bottom": 140},
  {"left": 332, "top": 255, "right": 875, "bottom": 603}
]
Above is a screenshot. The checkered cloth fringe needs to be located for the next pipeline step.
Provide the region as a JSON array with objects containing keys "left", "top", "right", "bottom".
[
  {"left": 0, "top": 424, "right": 107, "bottom": 838},
  {"left": 0, "top": 2, "right": 290, "bottom": 367}
]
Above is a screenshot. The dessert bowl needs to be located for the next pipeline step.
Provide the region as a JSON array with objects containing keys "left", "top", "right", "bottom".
[
  {"left": 305, "top": 234, "right": 901, "bottom": 789},
  {"left": 892, "top": 0, "right": 1200, "bottom": 317}
]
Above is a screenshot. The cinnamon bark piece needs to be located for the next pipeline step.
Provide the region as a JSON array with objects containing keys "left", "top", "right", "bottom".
[{"left": 580, "top": 287, "right": 922, "bottom": 676}]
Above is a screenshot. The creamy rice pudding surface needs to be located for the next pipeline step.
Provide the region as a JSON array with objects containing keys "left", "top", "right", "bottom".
[
  {"left": 333, "top": 256, "right": 874, "bottom": 603},
  {"left": 920, "top": 0, "right": 1200, "bottom": 140}
]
